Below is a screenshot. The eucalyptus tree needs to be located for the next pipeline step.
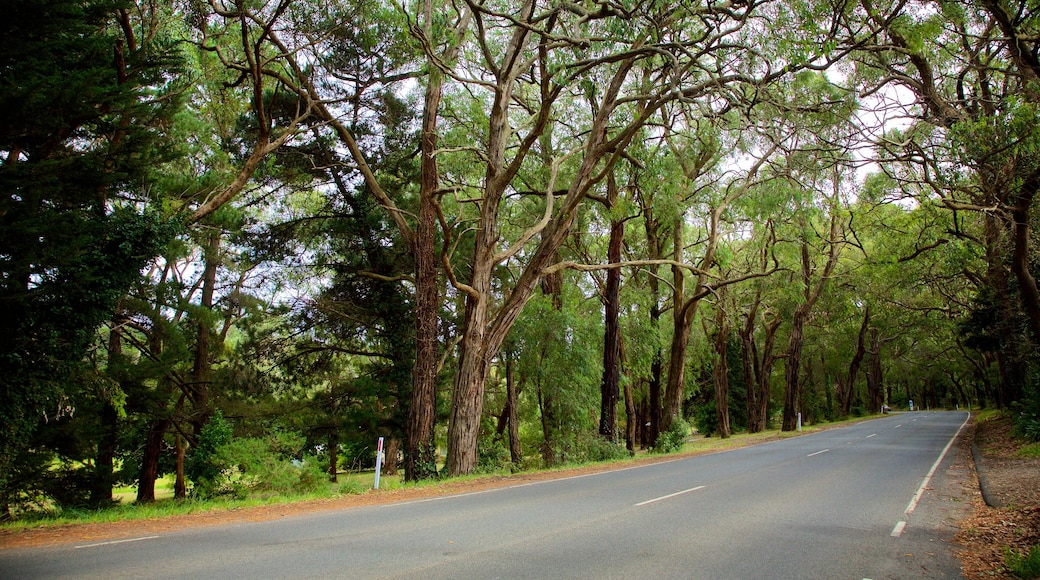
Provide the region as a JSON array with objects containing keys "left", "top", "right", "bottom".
[
  {"left": 658, "top": 115, "right": 780, "bottom": 433},
  {"left": 844, "top": 0, "right": 1040, "bottom": 408}
]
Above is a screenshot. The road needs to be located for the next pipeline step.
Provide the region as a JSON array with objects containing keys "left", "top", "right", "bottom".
[{"left": 0, "top": 412, "right": 972, "bottom": 579}]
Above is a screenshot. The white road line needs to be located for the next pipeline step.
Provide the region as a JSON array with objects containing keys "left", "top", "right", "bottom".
[
  {"left": 75, "top": 536, "right": 160, "bottom": 549},
  {"left": 866, "top": 434, "right": 877, "bottom": 438},
  {"left": 904, "top": 414, "right": 969, "bottom": 515},
  {"left": 890, "top": 521, "right": 906, "bottom": 537},
  {"left": 894, "top": 424, "right": 902, "bottom": 428},
  {"left": 807, "top": 449, "right": 830, "bottom": 457},
  {"left": 635, "top": 485, "right": 706, "bottom": 507}
]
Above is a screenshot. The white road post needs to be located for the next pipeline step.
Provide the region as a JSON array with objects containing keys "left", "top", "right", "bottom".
[
  {"left": 374, "top": 436, "right": 384, "bottom": 490},
  {"left": 797, "top": 412, "right": 802, "bottom": 432}
]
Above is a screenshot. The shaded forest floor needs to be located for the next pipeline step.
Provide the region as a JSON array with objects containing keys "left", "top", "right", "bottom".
[
  {"left": 3, "top": 412, "right": 1037, "bottom": 580},
  {"left": 958, "top": 414, "right": 1040, "bottom": 579}
]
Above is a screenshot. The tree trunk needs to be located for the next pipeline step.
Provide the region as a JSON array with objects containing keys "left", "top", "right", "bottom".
[
  {"left": 599, "top": 204, "right": 624, "bottom": 440},
  {"left": 190, "top": 232, "right": 220, "bottom": 430},
  {"left": 740, "top": 291, "right": 762, "bottom": 433},
  {"left": 405, "top": 64, "right": 443, "bottom": 482},
  {"left": 328, "top": 430, "right": 339, "bottom": 482},
  {"left": 92, "top": 317, "right": 123, "bottom": 507},
  {"left": 782, "top": 216, "right": 842, "bottom": 431},
  {"left": 92, "top": 402, "right": 118, "bottom": 506},
  {"left": 383, "top": 438, "right": 402, "bottom": 476},
  {"left": 174, "top": 433, "right": 187, "bottom": 499},
  {"left": 713, "top": 303, "right": 731, "bottom": 438},
  {"left": 537, "top": 380, "right": 557, "bottom": 467},
  {"left": 506, "top": 352, "right": 522, "bottom": 467},
  {"left": 624, "top": 361, "right": 637, "bottom": 452},
  {"left": 136, "top": 419, "right": 169, "bottom": 503},
  {"left": 866, "top": 329, "right": 884, "bottom": 413},
  {"left": 643, "top": 206, "right": 664, "bottom": 446},
  {"left": 755, "top": 316, "right": 783, "bottom": 432},
  {"left": 842, "top": 304, "right": 870, "bottom": 417},
  {"left": 1011, "top": 182, "right": 1040, "bottom": 348},
  {"left": 782, "top": 307, "right": 808, "bottom": 432}
]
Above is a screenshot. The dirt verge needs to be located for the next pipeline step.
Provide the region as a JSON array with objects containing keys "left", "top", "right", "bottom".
[{"left": 957, "top": 414, "right": 1040, "bottom": 579}]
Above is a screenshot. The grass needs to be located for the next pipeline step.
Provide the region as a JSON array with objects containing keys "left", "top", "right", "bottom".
[
  {"left": 0, "top": 413, "right": 886, "bottom": 531},
  {"left": 1004, "top": 545, "right": 1040, "bottom": 579},
  {"left": 1018, "top": 441, "right": 1040, "bottom": 459}
]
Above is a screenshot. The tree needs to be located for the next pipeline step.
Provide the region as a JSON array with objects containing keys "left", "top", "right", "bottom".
[{"left": 0, "top": 0, "right": 183, "bottom": 499}]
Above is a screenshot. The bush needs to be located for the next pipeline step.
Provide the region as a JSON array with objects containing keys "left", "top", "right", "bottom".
[
  {"left": 1005, "top": 545, "right": 1040, "bottom": 579},
  {"left": 694, "top": 404, "right": 717, "bottom": 437},
  {"left": 578, "top": 436, "right": 630, "bottom": 463},
  {"left": 191, "top": 426, "right": 323, "bottom": 499},
  {"left": 1011, "top": 398, "right": 1040, "bottom": 442},
  {"left": 186, "top": 411, "right": 233, "bottom": 498},
  {"left": 652, "top": 419, "right": 690, "bottom": 454},
  {"left": 477, "top": 440, "right": 510, "bottom": 473}
]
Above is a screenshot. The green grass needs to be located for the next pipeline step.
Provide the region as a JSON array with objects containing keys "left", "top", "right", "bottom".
[
  {"left": 0, "top": 414, "right": 886, "bottom": 531},
  {"left": 1004, "top": 545, "right": 1040, "bottom": 579},
  {"left": 1018, "top": 442, "right": 1040, "bottom": 459}
]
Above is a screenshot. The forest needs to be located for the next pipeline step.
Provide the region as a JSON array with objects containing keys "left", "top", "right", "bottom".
[{"left": 3, "top": 0, "right": 1040, "bottom": 515}]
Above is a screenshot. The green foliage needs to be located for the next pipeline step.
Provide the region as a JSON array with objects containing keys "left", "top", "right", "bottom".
[
  {"left": 339, "top": 441, "right": 378, "bottom": 472},
  {"left": 186, "top": 411, "right": 234, "bottom": 497},
  {"left": 694, "top": 403, "right": 718, "bottom": 438},
  {"left": 476, "top": 439, "right": 510, "bottom": 474},
  {"left": 1011, "top": 398, "right": 1040, "bottom": 443},
  {"left": 1004, "top": 544, "right": 1040, "bottom": 579},
  {"left": 0, "top": 0, "right": 184, "bottom": 492},
  {"left": 579, "top": 436, "right": 631, "bottom": 463},
  {"left": 193, "top": 428, "right": 323, "bottom": 500},
  {"left": 652, "top": 419, "right": 690, "bottom": 454}
]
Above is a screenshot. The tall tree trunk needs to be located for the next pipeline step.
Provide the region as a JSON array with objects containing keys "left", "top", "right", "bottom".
[
  {"left": 740, "top": 291, "right": 762, "bottom": 433},
  {"left": 842, "top": 304, "right": 870, "bottom": 416},
  {"left": 191, "top": 232, "right": 220, "bottom": 430},
  {"left": 405, "top": 63, "right": 443, "bottom": 482},
  {"left": 1010, "top": 181, "right": 1040, "bottom": 348},
  {"left": 599, "top": 190, "right": 624, "bottom": 440},
  {"left": 663, "top": 216, "right": 695, "bottom": 429},
  {"left": 782, "top": 307, "right": 808, "bottom": 432},
  {"left": 756, "top": 316, "right": 783, "bottom": 432},
  {"left": 506, "top": 351, "right": 522, "bottom": 467},
  {"left": 328, "top": 430, "right": 339, "bottom": 482},
  {"left": 537, "top": 380, "right": 557, "bottom": 467},
  {"left": 643, "top": 204, "right": 664, "bottom": 446},
  {"left": 713, "top": 302, "right": 731, "bottom": 438},
  {"left": 866, "top": 329, "right": 884, "bottom": 413},
  {"left": 624, "top": 360, "right": 637, "bottom": 452},
  {"left": 781, "top": 216, "right": 842, "bottom": 431}
]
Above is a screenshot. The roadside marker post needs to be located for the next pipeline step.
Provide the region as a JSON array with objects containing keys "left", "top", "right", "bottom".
[
  {"left": 374, "top": 436, "right": 384, "bottom": 490},
  {"left": 797, "top": 413, "right": 802, "bottom": 432}
]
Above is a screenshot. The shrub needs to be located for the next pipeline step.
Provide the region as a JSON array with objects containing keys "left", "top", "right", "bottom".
[
  {"left": 191, "top": 426, "right": 323, "bottom": 499},
  {"left": 578, "top": 435, "right": 630, "bottom": 463},
  {"left": 1011, "top": 398, "right": 1040, "bottom": 442},
  {"left": 186, "top": 411, "right": 234, "bottom": 498},
  {"left": 652, "top": 419, "right": 690, "bottom": 454},
  {"left": 477, "top": 440, "right": 510, "bottom": 473}
]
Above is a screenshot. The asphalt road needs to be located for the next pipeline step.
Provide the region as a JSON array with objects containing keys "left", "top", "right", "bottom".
[{"left": 0, "top": 411, "right": 972, "bottom": 579}]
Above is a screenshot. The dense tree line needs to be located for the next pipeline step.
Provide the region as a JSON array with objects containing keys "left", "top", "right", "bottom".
[{"left": 2, "top": 0, "right": 1040, "bottom": 515}]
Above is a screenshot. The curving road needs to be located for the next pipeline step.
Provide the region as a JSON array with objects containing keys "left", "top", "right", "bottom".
[{"left": 0, "top": 411, "right": 972, "bottom": 579}]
